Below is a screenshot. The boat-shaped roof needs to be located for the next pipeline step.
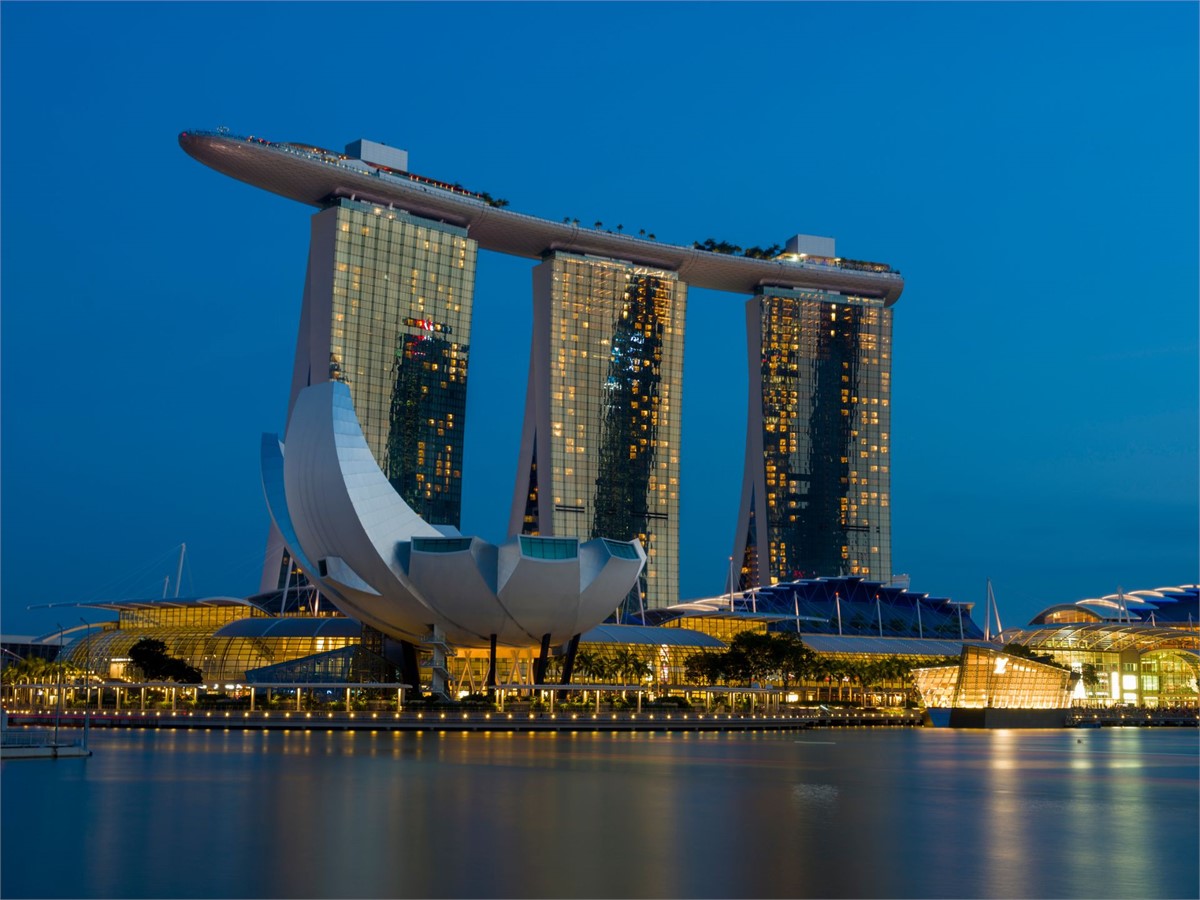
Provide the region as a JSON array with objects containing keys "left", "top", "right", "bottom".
[{"left": 179, "top": 130, "right": 903, "bottom": 304}]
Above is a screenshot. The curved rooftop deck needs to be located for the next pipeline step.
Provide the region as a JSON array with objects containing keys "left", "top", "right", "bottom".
[{"left": 179, "top": 130, "right": 904, "bottom": 304}]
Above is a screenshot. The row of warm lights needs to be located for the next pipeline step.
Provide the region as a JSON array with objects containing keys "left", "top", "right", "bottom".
[{"left": 5, "top": 706, "right": 905, "bottom": 722}]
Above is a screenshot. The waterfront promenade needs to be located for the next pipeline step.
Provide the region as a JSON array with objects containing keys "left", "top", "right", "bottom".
[
  {"left": 4, "top": 706, "right": 921, "bottom": 733},
  {"left": 8, "top": 705, "right": 1197, "bottom": 734}
]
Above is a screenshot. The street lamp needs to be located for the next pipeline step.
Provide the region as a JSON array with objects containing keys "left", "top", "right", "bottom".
[
  {"left": 80, "top": 617, "right": 91, "bottom": 710},
  {"left": 55, "top": 623, "right": 64, "bottom": 748}
]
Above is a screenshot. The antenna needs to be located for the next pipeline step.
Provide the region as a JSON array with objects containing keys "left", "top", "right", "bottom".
[
  {"left": 984, "top": 579, "right": 1002, "bottom": 641},
  {"left": 174, "top": 543, "right": 186, "bottom": 599},
  {"left": 983, "top": 579, "right": 991, "bottom": 642}
]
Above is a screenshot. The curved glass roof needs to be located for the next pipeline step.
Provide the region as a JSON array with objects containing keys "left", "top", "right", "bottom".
[
  {"left": 580, "top": 624, "right": 725, "bottom": 648},
  {"left": 799, "top": 635, "right": 991, "bottom": 656},
  {"left": 213, "top": 618, "right": 364, "bottom": 639},
  {"left": 1029, "top": 585, "right": 1199, "bottom": 626},
  {"left": 1002, "top": 623, "right": 1200, "bottom": 653}
]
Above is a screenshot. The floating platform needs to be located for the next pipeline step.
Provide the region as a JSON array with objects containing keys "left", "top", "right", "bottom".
[{"left": 1, "top": 742, "right": 92, "bottom": 760}]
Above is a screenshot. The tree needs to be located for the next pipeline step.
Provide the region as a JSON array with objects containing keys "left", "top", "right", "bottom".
[
  {"left": 128, "top": 639, "right": 202, "bottom": 683},
  {"left": 774, "top": 634, "right": 816, "bottom": 690},
  {"left": 728, "top": 631, "right": 778, "bottom": 685},
  {"left": 684, "top": 652, "right": 727, "bottom": 686}
]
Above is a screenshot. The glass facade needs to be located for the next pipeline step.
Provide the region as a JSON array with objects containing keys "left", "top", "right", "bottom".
[
  {"left": 913, "top": 646, "right": 1074, "bottom": 710},
  {"left": 60, "top": 623, "right": 358, "bottom": 684},
  {"left": 1002, "top": 624, "right": 1200, "bottom": 708},
  {"left": 264, "top": 199, "right": 479, "bottom": 592},
  {"left": 514, "top": 252, "right": 686, "bottom": 618},
  {"left": 328, "top": 200, "right": 477, "bottom": 526},
  {"left": 735, "top": 288, "right": 892, "bottom": 589}
]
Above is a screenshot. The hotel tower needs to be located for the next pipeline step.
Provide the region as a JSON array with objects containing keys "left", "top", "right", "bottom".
[
  {"left": 509, "top": 253, "right": 686, "bottom": 619},
  {"left": 732, "top": 236, "right": 893, "bottom": 591},
  {"left": 261, "top": 141, "right": 478, "bottom": 592}
]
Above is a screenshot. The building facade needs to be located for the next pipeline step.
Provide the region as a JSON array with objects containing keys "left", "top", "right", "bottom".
[
  {"left": 509, "top": 252, "right": 686, "bottom": 617},
  {"left": 732, "top": 277, "right": 893, "bottom": 591},
  {"left": 262, "top": 196, "right": 478, "bottom": 591}
]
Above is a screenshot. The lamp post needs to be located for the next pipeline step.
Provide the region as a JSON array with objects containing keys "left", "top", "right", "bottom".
[
  {"left": 55, "top": 623, "right": 64, "bottom": 748},
  {"left": 728, "top": 557, "right": 735, "bottom": 612},
  {"left": 80, "top": 617, "right": 92, "bottom": 711}
]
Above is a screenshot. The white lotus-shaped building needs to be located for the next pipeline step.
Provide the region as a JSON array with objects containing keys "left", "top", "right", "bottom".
[{"left": 262, "top": 381, "right": 646, "bottom": 649}]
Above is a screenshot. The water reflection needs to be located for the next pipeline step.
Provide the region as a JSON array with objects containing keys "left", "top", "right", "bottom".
[{"left": 2, "top": 728, "right": 1196, "bottom": 899}]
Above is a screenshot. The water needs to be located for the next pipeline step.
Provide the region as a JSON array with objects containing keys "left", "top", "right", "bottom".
[{"left": 3, "top": 727, "right": 1197, "bottom": 899}]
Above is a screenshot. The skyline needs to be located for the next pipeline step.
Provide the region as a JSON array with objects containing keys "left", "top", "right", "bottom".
[{"left": 2, "top": 2, "right": 1196, "bottom": 636}]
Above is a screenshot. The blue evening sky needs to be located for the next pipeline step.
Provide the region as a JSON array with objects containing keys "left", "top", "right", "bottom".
[{"left": 2, "top": 2, "right": 1196, "bottom": 637}]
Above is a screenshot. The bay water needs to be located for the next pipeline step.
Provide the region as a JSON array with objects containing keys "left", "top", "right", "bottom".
[{"left": 2, "top": 727, "right": 1196, "bottom": 898}]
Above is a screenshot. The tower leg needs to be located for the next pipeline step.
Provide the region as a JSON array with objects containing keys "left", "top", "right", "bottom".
[
  {"left": 398, "top": 641, "right": 421, "bottom": 700},
  {"left": 486, "top": 634, "right": 498, "bottom": 689},
  {"left": 533, "top": 633, "right": 551, "bottom": 684},
  {"left": 560, "top": 634, "right": 581, "bottom": 685}
]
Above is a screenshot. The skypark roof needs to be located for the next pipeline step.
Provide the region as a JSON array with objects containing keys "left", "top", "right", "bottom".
[{"left": 179, "top": 130, "right": 903, "bottom": 304}]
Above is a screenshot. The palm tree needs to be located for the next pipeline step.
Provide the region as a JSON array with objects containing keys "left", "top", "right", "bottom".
[{"left": 573, "top": 648, "right": 601, "bottom": 683}]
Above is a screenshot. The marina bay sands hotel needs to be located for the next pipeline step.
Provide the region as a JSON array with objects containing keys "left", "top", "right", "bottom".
[{"left": 180, "top": 132, "right": 905, "bottom": 618}]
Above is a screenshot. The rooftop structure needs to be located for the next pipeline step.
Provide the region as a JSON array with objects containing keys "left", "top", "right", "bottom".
[
  {"left": 643, "top": 575, "right": 983, "bottom": 641},
  {"left": 178, "top": 131, "right": 903, "bottom": 302},
  {"left": 1029, "top": 585, "right": 1199, "bottom": 626}
]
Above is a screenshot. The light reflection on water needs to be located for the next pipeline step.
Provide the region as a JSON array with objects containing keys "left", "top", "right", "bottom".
[{"left": 2, "top": 728, "right": 1196, "bottom": 899}]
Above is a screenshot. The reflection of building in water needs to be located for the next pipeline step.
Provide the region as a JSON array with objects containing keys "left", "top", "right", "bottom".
[
  {"left": 510, "top": 252, "right": 686, "bottom": 619},
  {"left": 263, "top": 195, "right": 477, "bottom": 592}
]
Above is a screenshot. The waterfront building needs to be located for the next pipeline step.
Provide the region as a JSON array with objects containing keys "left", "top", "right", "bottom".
[
  {"left": 733, "top": 236, "right": 894, "bottom": 590},
  {"left": 509, "top": 253, "right": 686, "bottom": 619},
  {"left": 1000, "top": 585, "right": 1200, "bottom": 708},
  {"left": 49, "top": 595, "right": 368, "bottom": 685},
  {"left": 912, "top": 645, "right": 1076, "bottom": 726}
]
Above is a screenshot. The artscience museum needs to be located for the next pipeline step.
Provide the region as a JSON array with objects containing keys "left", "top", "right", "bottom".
[{"left": 261, "top": 380, "right": 646, "bottom": 694}]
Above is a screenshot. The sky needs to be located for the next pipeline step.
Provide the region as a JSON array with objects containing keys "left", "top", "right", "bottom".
[{"left": 1, "top": 2, "right": 1196, "bottom": 638}]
